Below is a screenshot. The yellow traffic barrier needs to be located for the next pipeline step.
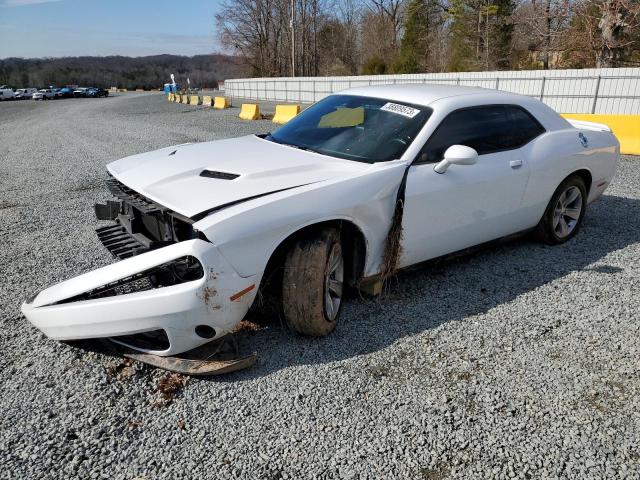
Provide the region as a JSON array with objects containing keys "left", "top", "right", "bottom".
[
  {"left": 173, "top": 94, "right": 180, "bottom": 103},
  {"left": 561, "top": 114, "right": 640, "bottom": 155},
  {"left": 239, "top": 103, "right": 260, "bottom": 120},
  {"left": 181, "top": 95, "right": 189, "bottom": 104},
  {"left": 214, "top": 96, "right": 230, "bottom": 109},
  {"left": 202, "top": 95, "right": 213, "bottom": 107},
  {"left": 167, "top": 93, "right": 174, "bottom": 102},
  {"left": 272, "top": 104, "right": 301, "bottom": 124},
  {"left": 190, "top": 95, "right": 200, "bottom": 105}
]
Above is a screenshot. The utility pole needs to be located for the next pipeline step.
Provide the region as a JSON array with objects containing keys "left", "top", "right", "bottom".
[{"left": 290, "top": 0, "right": 296, "bottom": 76}]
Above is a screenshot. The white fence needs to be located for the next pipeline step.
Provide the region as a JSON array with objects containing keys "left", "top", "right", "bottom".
[{"left": 225, "top": 67, "right": 640, "bottom": 115}]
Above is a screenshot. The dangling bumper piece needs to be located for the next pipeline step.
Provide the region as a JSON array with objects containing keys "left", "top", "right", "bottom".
[{"left": 21, "top": 239, "right": 259, "bottom": 357}]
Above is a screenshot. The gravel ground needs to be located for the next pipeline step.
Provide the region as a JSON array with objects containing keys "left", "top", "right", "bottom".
[{"left": 0, "top": 93, "right": 639, "bottom": 480}]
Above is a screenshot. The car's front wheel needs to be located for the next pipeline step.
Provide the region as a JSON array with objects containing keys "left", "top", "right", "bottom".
[
  {"left": 536, "top": 175, "right": 587, "bottom": 244},
  {"left": 282, "top": 228, "right": 344, "bottom": 336}
]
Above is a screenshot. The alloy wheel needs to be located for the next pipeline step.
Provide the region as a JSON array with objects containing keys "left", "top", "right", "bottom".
[
  {"left": 324, "top": 243, "right": 344, "bottom": 321},
  {"left": 553, "top": 186, "right": 583, "bottom": 238}
]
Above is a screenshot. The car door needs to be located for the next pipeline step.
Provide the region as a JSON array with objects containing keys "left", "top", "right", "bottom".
[{"left": 400, "top": 105, "right": 546, "bottom": 267}]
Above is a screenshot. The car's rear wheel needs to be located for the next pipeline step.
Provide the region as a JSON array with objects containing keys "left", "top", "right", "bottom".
[
  {"left": 282, "top": 228, "right": 344, "bottom": 336},
  {"left": 536, "top": 175, "right": 587, "bottom": 244}
]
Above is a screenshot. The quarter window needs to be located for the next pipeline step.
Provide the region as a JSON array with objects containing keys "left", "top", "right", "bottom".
[{"left": 419, "top": 105, "right": 545, "bottom": 163}]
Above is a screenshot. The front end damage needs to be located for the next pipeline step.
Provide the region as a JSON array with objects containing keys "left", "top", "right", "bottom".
[{"left": 21, "top": 176, "right": 258, "bottom": 372}]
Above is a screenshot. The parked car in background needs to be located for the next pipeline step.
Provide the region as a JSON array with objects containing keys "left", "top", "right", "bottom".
[
  {"left": 73, "top": 87, "right": 89, "bottom": 97},
  {"left": 58, "top": 87, "right": 75, "bottom": 98},
  {"left": 52, "top": 88, "right": 64, "bottom": 99},
  {"left": 0, "top": 88, "right": 15, "bottom": 100},
  {"left": 87, "top": 87, "right": 109, "bottom": 98},
  {"left": 32, "top": 89, "right": 56, "bottom": 100},
  {"left": 14, "top": 88, "right": 37, "bottom": 100}
]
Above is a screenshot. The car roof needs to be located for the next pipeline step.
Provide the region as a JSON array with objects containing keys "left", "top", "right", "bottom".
[
  {"left": 340, "top": 83, "right": 522, "bottom": 107},
  {"left": 338, "top": 83, "right": 569, "bottom": 130}
]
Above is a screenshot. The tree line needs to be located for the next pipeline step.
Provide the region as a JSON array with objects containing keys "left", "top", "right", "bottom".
[
  {"left": 0, "top": 54, "right": 247, "bottom": 89},
  {"left": 216, "top": 0, "right": 640, "bottom": 77}
]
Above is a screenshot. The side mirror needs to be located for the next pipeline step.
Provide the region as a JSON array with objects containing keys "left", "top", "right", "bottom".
[{"left": 434, "top": 145, "right": 478, "bottom": 174}]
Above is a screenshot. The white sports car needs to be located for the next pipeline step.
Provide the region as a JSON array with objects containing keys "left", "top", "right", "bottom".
[{"left": 22, "top": 85, "right": 619, "bottom": 362}]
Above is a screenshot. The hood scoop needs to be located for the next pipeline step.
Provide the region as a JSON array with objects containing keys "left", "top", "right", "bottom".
[{"left": 199, "top": 170, "right": 240, "bottom": 180}]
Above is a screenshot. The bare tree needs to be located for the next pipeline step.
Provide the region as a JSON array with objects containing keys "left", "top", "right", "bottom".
[
  {"left": 590, "top": 0, "right": 640, "bottom": 66},
  {"left": 512, "top": 0, "right": 573, "bottom": 69},
  {"left": 215, "top": 0, "right": 640, "bottom": 76},
  {"left": 318, "top": 0, "right": 362, "bottom": 74},
  {"left": 360, "top": 0, "right": 406, "bottom": 70},
  {"left": 367, "top": 0, "right": 406, "bottom": 48},
  {"left": 217, "top": 0, "right": 333, "bottom": 76}
]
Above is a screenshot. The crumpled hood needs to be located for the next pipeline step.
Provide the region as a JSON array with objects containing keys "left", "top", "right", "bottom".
[{"left": 107, "top": 135, "right": 368, "bottom": 218}]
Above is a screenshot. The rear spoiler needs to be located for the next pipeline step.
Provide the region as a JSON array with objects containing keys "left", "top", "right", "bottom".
[{"left": 566, "top": 118, "right": 612, "bottom": 133}]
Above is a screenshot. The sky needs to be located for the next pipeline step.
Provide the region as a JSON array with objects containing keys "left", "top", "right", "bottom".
[{"left": 0, "top": 0, "right": 226, "bottom": 58}]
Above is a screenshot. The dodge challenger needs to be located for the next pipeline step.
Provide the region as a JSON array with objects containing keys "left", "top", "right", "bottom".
[{"left": 21, "top": 84, "right": 620, "bottom": 364}]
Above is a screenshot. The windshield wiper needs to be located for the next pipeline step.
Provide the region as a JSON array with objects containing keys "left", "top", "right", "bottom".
[
  {"left": 270, "top": 138, "right": 322, "bottom": 155},
  {"left": 288, "top": 144, "right": 321, "bottom": 154}
]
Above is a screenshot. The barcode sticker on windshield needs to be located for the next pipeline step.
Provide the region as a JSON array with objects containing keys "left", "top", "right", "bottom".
[{"left": 380, "top": 102, "right": 421, "bottom": 118}]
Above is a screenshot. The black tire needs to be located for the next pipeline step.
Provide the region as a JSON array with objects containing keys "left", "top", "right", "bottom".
[
  {"left": 536, "top": 175, "right": 587, "bottom": 245},
  {"left": 282, "top": 228, "right": 344, "bottom": 336}
]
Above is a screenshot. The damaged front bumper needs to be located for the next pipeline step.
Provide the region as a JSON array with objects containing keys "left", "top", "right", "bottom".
[{"left": 21, "top": 239, "right": 258, "bottom": 356}]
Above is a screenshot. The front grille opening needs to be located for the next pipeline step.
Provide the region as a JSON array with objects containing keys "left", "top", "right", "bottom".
[
  {"left": 96, "top": 223, "right": 150, "bottom": 259},
  {"left": 133, "top": 209, "right": 195, "bottom": 243},
  {"left": 97, "top": 206, "right": 196, "bottom": 259},
  {"left": 98, "top": 177, "right": 199, "bottom": 261},
  {"left": 111, "top": 329, "right": 170, "bottom": 351},
  {"left": 55, "top": 256, "right": 204, "bottom": 304}
]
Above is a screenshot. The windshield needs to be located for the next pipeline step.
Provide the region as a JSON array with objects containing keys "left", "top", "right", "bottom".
[{"left": 266, "top": 94, "right": 432, "bottom": 163}]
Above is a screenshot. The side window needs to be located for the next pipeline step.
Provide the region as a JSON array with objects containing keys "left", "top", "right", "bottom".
[
  {"left": 507, "top": 106, "right": 546, "bottom": 147},
  {"left": 419, "top": 105, "right": 545, "bottom": 163}
]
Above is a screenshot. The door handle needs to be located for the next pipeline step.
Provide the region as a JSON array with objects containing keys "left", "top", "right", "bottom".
[{"left": 510, "top": 159, "right": 523, "bottom": 168}]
